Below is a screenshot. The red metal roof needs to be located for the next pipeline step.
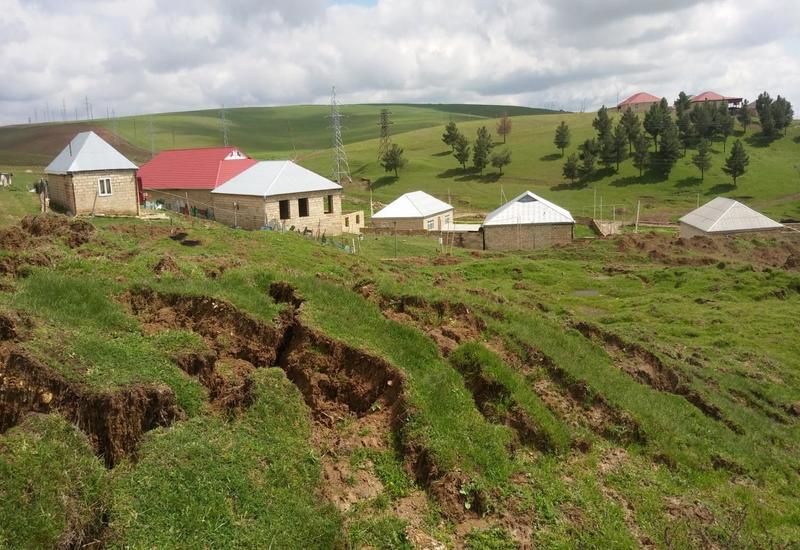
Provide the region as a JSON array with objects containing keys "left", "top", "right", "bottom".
[
  {"left": 138, "top": 147, "right": 256, "bottom": 190},
  {"left": 690, "top": 91, "right": 742, "bottom": 103},
  {"left": 617, "top": 92, "right": 660, "bottom": 107}
]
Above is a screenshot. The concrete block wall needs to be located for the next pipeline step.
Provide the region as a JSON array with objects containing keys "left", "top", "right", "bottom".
[
  {"left": 371, "top": 209, "right": 454, "bottom": 231},
  {"left": 483, "top": 223, "right": 573, "bottom": 251},
  {"left": 47, "top": 170, "right": 138, "bottom": 216},
  {"left": 46, "top": 174, "right": 75, "bottom": 213}
]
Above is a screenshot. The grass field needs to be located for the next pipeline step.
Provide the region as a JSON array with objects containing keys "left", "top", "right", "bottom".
[{"left": 1, "top": 203, "right": 798, "bottom": 547}]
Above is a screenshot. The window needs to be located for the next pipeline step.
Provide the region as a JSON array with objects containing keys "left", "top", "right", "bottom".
[
  {"left": 355, "top": 214, "right": 360, "bottom": 224},
  {"left": 427, "top": 219, "right": 434, "bottom": 230},
  {"left": 98, "top": 178, "right": 112, "bottom": 196},
  {"left": 324, "top": 194, "right": 334, "bottom": 214},
  {"left": 298, "top": 197, "right": 309, "bottom": 217},
  {"left": 345, "top": 217, "right": 350, "bottom": 227},
  {"left": 279, "top": 199, "right": 290, "bottom": 220}
]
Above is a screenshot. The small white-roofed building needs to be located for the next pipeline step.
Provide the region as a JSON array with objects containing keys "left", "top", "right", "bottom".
[
  {"left": 210, "top": 160, "right": 344, "bottom": 234},
  {"left": 45, "top": 131, "right": 139, "bottom": 216},
  {"left": 482, "top": 191, "right": 575, "bottom": 250},
  {"left": 679, "top": 197, "right": 782, "bottom": 238},
  {"left": 371, "top": 191, "right": 454, "bottom": 231}
]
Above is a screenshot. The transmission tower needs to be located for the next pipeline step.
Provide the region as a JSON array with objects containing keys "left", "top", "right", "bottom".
[
  {"left": 377, "top": 108, "right": 393, "bottom": 159},
  {"left": 220, "top": 105, "right": 230, "bottom": 146},
  {"left": 329, "top": 86, "right": 351, "bottom": 184}
]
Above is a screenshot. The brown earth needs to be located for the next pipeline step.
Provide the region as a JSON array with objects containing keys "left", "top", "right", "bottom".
[{"left": 152, "top": 254, "right": 180, "bottom": 276}]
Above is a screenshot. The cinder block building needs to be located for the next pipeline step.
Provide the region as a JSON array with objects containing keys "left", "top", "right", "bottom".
[
  {"left": 616, "top": 92, "right": 661, "bottom": 114},
  {"left": 482, "top": 191, "right": 574, "bottom": 251},
  {"left": 371, "top": 191, "right": 454, "bottom": 231},
  {"left": 679, "top": 197, "right": 782, "bottom": 238},
  {"left": 137, "top": 147, "right": 256, "bottom": 216},
  {"left": 45, "top": 131, "right": 139, "bottom": 216},
  {"left": 210, "top": 161, "right": 344, "bottom": 235}
]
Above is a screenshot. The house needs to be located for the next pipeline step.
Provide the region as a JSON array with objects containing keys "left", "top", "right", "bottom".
[
  {"left": 137, "top": 147, "right": 256, "bottom": 216},
  {"left": 690, "top": 91, "right": 743, "bottom": 111},
  {"left": 210, "top": 160, "right": 344, "bottom": 234},
  {"left": 371, "top": 191, "right": 454, "bottom": 231},
  {"left": 616, "top": 92, "right": 661, "bottom": 114},
  {"left": 679, "top": 197, "right": 782, "bottom": 238},
  {"left": 481, "top": 191, "right": 574, "bottom": 251},
  {"left": 45, "top": 131, "right": 139, "bottom": 216}
]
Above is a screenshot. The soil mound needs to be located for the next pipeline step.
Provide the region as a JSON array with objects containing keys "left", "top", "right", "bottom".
[{"left": 153, "top": 255, "right": 180, "bottom": 276}]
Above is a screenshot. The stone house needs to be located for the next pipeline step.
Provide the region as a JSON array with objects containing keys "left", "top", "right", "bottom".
[
  {"left": 616, "top": 92, "right": 661, "bottom": 114},
  {"left": 137, "top": 147, "right": 256, "bottom": 216},
  {"left": 371, "top": 191, "right": 454, "bottom": 231},
  {"left": 45, "top": 131, "right": 139, "bottom": 216},
  {"left": 482, "top": 191, "right": 574, "bottom": 251},
  {"left": 210, "top": 161, "right": 344, "bottom": 235}
]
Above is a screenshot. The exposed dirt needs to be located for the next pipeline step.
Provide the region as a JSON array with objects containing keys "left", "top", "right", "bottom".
[
  {"left": 0, "top": 346, "right": 181, "bottom": 467},
  {"left": 575, "top": 322, "right": 743, "bottom": 434},
  {"left": 615, "top": 232, "right": 800, "bottom": 270},
  {"left": 728, "top": 388, "right": 789, "bottom": 424},
  {"left": 152, "top": 254, "right": 180, "bottom": 276}
]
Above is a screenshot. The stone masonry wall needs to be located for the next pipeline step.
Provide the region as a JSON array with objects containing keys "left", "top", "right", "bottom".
[
  {"left": 212, "top": 190, "right": 343, "bottom": 235},
  {"left": 70, "top": 170, "right": 139, "bottom": 216},
  {"left": 483, "top": 223, "right": 573, "bottom": 251}
]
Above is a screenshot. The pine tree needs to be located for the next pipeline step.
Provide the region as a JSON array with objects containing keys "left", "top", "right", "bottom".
[
  {"left": 496, "top": 113, "right": 512, "bottom": 144},
  {"left": 599, "top": 133, "right": 616, "bottom": 171},
  {"left": 644, "top": 102, "right": 666, "bottom": 151},
  {"left": 578, "top": 138, "right": 598, "bottom": 178},
  {"left": 620, "top": 108, "right": 640, "bottom": 154},
  {"left": 632, "top": 134, "right": 650, "bottom": 176},
  {"left": 717, "top": 104, "right": 734, "bottom": 151},
  {"left": 452, "top": 132, "right": 470, "bottom": 169},
  {"left": 690, "top": 102, "right": 715, "bottom": 140},
  {"left": 611, "top": 124, "right": 628, "bottom": 171},
  {"left": 562, "top": 153, "right": 579, "bottom": 184},
  {"left": 674, "top": 91, "right": 691, "bottom": 116},
  {"left": 692, "top": 139, "right": 712, "bottom": 181},
  {"left": 677, "top": 111, "right": 694, "bottom": 155},
  {"left": 554, "top": 121, "right": 570, "bottom": 156},
  {"left": 737, "top": 100, "right": 752, "bottom": 134},
  {"left": 473, "top": 126, "right": 494, "bottom": 173},
  {"left": 593, "top": 106, "right": 613, "bottom": 141},
  {"left": 722, "top": 139, "right": 749, "bottom": 185},
  {"left": 380, "top": 143, "right": 407, "bottom": 177},
  {"left": 491, "top": 149, "right": 512, "bottom": 175},
  {"left": 756, "top": 92, "right": 775, "bottom": 137},
  {"left": 656, "top": 119, "right": 681, "bottom": 175},
  {"left": 772, "top": 96, "right": 794, "bottom": 136},
  {"left": 442, "top": 121, "right": 459, "bottom": 151}
]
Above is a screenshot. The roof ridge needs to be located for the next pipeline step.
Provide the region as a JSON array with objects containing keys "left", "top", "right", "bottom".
[
  {"left": 706, "top": 198, "right": 737, "bottom": 231},
  {"left": 406, "top": 192, "right": 426, "bottom": 217},
  {"left": 263, "top": 160, "right": 291, "bottom": 198}
]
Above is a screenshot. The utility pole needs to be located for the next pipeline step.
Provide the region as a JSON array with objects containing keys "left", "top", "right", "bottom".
[
  {"left": 85, "top": 96, "right": 90, "bottom": 120},
  {"left": 329, "top": 86, "right": 352, "bottom": 184},
  {"left": 635, "top": 200, "right": 641, "bottom": 233},
  {"left": 220, "top": 105, "right": 229, "bottom": 146}
]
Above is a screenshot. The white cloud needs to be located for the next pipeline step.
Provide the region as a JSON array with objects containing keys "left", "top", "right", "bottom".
[{"left": 0, "top": 0, "right": 798, "bottom": 124}]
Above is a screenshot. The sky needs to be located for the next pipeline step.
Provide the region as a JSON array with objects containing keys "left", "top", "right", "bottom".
[{"left": 1, "top": 0, "right": 798, "bottom": 125}]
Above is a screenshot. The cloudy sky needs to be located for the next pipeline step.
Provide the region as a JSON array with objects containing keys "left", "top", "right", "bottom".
[{"left": 1, "top": 0, "right": 798, "bottom": 125}]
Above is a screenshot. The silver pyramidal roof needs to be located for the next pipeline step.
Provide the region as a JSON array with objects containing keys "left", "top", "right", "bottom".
[
  {"left": 679, "top": 197, "right": 782, "bottom": 233},
  {"left": 372, "top": 191, "right": 453, "bottom": 219},
  {"left": 483, "top": 191, "right": 574, "bottom": 226},
  {"left": 211, "top": 161, "right": 341, "bottom": 197},
  {"left": 46, "top": 131, "right": 137, "bottom": 174}
]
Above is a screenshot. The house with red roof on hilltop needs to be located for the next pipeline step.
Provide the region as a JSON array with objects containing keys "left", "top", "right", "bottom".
[
  {"left": 137, "top": 146, "right": 256, "bottom": 216},
  {"left": 689, "top": 91, "right": 743, "bottom": 111},
  {"left": 616, "top": 92, "right": 661, "bottom": 113}
]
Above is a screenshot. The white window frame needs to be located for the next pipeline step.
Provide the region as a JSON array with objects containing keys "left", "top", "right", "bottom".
[
  {"left": 427, "top": 219, "right": 434, "bottom": 230},
  {"left": 98, "top": 177, "right": 112, "bottom": 196}
]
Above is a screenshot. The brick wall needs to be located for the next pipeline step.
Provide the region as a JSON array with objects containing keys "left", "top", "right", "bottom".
[
  {"left": 47, "top": 170, "right": 138, "bottom": 216},
  {"left": 46, "top": 174, "right": 75, "bottom": 213},
  {"left": 212, "top": 190, "right": 344, "bottom": 235},
  {"left": 483, "top": 223, "right": 573, "bottom": 251},
  {"left": 371, "top": 209, "right": 454, "bottom": 231}
]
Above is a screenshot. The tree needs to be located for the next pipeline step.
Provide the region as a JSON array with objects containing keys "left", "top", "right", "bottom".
[
  {"left": 496, "top": 113, "right": 512, "bottom": 144},
  {"left": 380, "top": 143, "right": 407, "bottom": 177},
  {"left": 692, "top": 139, "right": 712, "bottom": 180},
  {"left": 620, "top": 108, "right": 640, "bottom": 154},
  {"left": 599, "top": 132, "right": 616, "bottom": 171},
  {"left": 772, "top": 95, "right": 794, "bottom": 136},
  {"left": 442, "top": 121, "right": 459, "bottom": 151},
  {"left": 611, "top": 124, "right": 628, "bottom": 171},
  {"left": 473, "top": 126, "right": 494, "bottom": 173},
  {"left": 632, "top": 134, "right": 650, "bottom": 176},
  {"left": 593, "top": 105, "right": 613, "bottom": 141},
  {"left": 717, "top": 104, "right": 734, "bottom": 151},
  {"left": 452, "top": 132, "right": 470, "bottom": 169},
  {"left": 738, "top": 100, "right": 752, "bottom": 134},
  {"left": 578, "top": 138, "right": 599, "bottom": 178},
  {"left": 722, "top": 139, "right": 749, "bottom": 185},
  {"left": 677, "top": 111, "right": 694, "bottom": 155},
  {"left": 562, "top": 153, "right": 579, "bottom": 184},
  {"left": 756, "top": 92, "right": 775, "bottom": 137},
  {"left": 674, "top": 91, "right": 691, "bottom": 116},
  {"left": 656, "top": 118, "right": 681, "bottom": 175},
  {"left": 491, "top": 149, "right": 512, "bottom": 175},
  {"left": 554, "top": 121, "right": 570, "bottom": 156},
  {"left": 690, "top": 102, "right": 715, "bottom": 140},
  {"left": 643, "top": 101, "right": 667, "bottom": 151}
]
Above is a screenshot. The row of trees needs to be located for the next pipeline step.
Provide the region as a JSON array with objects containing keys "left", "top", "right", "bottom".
[{"left": 443, "top": 122, "right": 512, "bottom": 174}]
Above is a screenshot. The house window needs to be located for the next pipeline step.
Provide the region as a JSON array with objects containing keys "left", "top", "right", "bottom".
[
  {"left": 298, "top": 197, "right": 309, "bottom": 217},
  {"left": 356, "top": 214, "right": 360, "bottom": 224},
  {"left": 427, "top": 219, "right": 434, "bottom": 230},
  {"left": 345, "top": 217, "right": 350, "bottom": 227},
  {"left": 279, "top": 199, "right": 290, "bottom": 220},
  {"left": 324, "top": 194, "right": 333, "bottom": 214},
  {"left": 98, "top": 178, "right": 112, "bottom": 196}
]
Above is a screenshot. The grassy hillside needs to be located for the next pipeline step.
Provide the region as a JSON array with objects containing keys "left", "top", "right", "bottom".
[{"left": 1, "top": 205, "right": 799, "bottom": 547}]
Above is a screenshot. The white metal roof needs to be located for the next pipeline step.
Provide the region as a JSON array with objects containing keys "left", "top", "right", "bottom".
[
  {"left": 45, "top": 131, "right": 137, "bottom": 174},
  {"left": 211, "top": 161, "right": 342, "bottom": 197},
  {"left": 445, "top": 223, "right": 482, "bottom": 232},
  {"left": 483, "top": 191, "right": 575, "bottom": 226},
  {"left": 679, "top": 197, "right": 782, "bottom": 234},
  {"left": 372, "top": 191, "right": 453, "bottom": 219}
]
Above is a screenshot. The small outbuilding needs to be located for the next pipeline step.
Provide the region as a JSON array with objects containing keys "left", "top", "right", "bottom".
[
  {"left": 679, "top": 197, "right": 782, "bottom": 238},
  {"left": 616, "top": 92, "right": 661, "bottom": 113},
  {"left": 371, "top": 191, "right": 454, "bottom": 231},
  {"left": 210, "top": 161, "right": 344, "bottom": 234},
  {"left": 482, "top": 191, "right": 574, "bottom": 251},
  {"left": 45, "top": 131, "right": 139, "bottom": 216}
]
